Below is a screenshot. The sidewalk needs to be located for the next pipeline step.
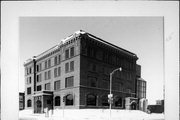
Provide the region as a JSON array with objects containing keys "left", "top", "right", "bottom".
[{"left": 19, "top": 109, "right": 164, "bottom": 120}]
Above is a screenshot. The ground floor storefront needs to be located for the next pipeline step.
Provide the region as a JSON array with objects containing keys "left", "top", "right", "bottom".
[
  {"left": 29, "top": 91, "right": 139, "bottom": 113},
  {"left": 33, "top": 91, "right": 53, "bottom": 113}
]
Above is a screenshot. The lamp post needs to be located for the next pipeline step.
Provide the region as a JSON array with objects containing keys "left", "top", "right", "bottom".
[{"left": 108, "top": 67, "right": 122, "bottom": 120}]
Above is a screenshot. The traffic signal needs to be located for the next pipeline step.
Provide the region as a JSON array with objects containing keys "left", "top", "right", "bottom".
[{"left": 108, "top": 98, "right": 113, "bottom": 104}]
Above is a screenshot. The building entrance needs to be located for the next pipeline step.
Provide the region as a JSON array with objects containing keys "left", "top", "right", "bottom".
[
  {"left": 34, "top": 96, "right": 42, "bottom": 113},
  {"left": 36, "top": 100, "right": 42, "bottom": 113},
  {"left": 130, "top": 101, "right": 137, "bottom": 110},
  {"left": 33, "top": 91, "right": 53, "bottom": 113},
  {"left": 125, "top": 97, "right": 138, "bottom": 110}
]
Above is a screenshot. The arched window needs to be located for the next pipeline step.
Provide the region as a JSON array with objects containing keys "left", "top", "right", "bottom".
[
  {"left": 86, "top": 94, "right": 96, "bottom": 106},
  {"left": 65, "top": 94, "right": 73, "bottom": 106},
  {"left": 115, "top": 97, "right": 122, "bottom": 107},
  {"left": 27, "top": 99, "right": 32, "bottom": 107},
  {"left": 101, "top": 95, "right": 109, "bottom": 106},
  {"left": 55, "top": 96, "right": 60, "bottom": 106}
]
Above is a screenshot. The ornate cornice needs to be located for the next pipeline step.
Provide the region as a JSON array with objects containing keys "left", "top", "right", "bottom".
[
  {"left": 24, "top": 30, "right": 138, "bottom": 66},
  {"left": 83, "top": 32, "right": 138, "bottom": 60}
]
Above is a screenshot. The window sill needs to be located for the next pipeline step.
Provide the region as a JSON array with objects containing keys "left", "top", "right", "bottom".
[{"left": 65, "top": 70, "right": 74, "bottom": 73}]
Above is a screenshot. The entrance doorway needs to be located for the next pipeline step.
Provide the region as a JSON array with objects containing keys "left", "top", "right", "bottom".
[
  {"left": 36, "top": 100, "right": 42, "bottom": 113},
  {"left": 34, "top": 96, "right": 42, "bottom": 113},
  {"left": 130, "top": 101, "right": 137, "bottom": 110},
  {"left": 33, "top": 91, "right": 53, "bottom": 114}
]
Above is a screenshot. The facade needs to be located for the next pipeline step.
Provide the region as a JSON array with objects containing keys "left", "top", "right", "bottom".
[
  {"left": 24, "top": 30, "right": 143, "bottom": 113},
  {"left": 19, "top": 92, "right": 25, "bottom": 110}
]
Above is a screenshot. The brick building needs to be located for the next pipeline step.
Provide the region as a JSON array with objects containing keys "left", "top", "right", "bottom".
[{"left": 24, "top": 30, "right": 144, "bottom": 113}]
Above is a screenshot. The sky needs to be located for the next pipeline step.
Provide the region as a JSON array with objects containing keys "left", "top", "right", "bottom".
[{"left": 19, "top": 17, "right": 164, "bottom": 104}]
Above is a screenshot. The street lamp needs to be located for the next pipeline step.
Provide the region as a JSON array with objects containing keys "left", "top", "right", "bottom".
[{"left": 108, "top": 67, "right": 122, "bottom": 120}]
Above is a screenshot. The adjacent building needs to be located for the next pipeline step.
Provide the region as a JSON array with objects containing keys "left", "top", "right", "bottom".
[
  {"left": 24, "top": 30, "right": 146, "bottom": 113},
  {"left": 19, "top": 92, "right": 25, "bottom": 110},
  {"left": 136, "top": 65, "right": 146, "bottom": 99},
  {"left": 135, "top": 64, "right": 147, "bottom": 112}
]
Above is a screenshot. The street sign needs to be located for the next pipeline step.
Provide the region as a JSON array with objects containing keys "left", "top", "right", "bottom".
[{"left": 108, "top": 94, "right": 113, "bottom": 98}]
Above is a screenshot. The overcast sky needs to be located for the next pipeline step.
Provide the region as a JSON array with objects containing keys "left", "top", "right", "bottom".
[{"left": 19, "top": 17, "right": 163, "bottom": 104}]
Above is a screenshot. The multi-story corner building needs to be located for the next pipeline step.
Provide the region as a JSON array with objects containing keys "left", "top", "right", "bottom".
[{"left": 24, "top": 30, "right": 143, "bottom": 113}]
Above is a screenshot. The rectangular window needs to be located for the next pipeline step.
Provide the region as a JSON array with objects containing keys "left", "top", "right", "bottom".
[
  {"left": 26, "top": 68, "right": 28, "bottom": 75},
  {"left": 37, "top": 64, "right": 42, "bottom": 72},
  {"left": 54, "top": 67, "right": 61, "bottom": 77},
  {"left": 45, "top": 72, "right": 47, "bottom": 80},
  {"left": 70, "top": 61, "right": 74, "bottom": 71},
  {"left": 36, "top": 74, "right": 41, "bottom": 82},
  {"left": 54, "top": 68, "right": 57, "bottom": 77},
  {"left": 27, "top": 77, "right": 31, "bottom": 84},
  {"left": 65, "top": 62, "right": 69, "bottom": 73},
  {"left": 45, "top": 83, "right": 51, "bottom": 90},
  {"left": 65, "top": 49, "right": 69, "bottom": 59},
  {"left": 65, "top": 76, "right": 74, "bottom": 88},
  {"left": 88, "top": 76, "right": 97, "bottom": 87},
  {"left": 48, "top": 70, "right": 51, "bottom": 79},
  {"left": 102, "top": 79, "right": 108, "bottom": 89},
  {"left": 37, "top": 85, "right": 42, "bottom": 91},
  {"left": 27, "top": 87, "right": 31, "bottom": 95},
  {"left": 92, "top": 64, "right": 96, "bottom": 71},
  {"left": 45, "top": 61, "right": 47, "bottom": 69},
  {"left": 48, "top": 59, "right": 51, "bottom": 68},
  {"left": 114, "top": 83, "right": 119, "bottom": 91},
  {"left": 54, "top": 56, "right": 57, "bottom": 65},
  {"left": 120, "top": 83, "right": 123, "bottom": 91},
  {"left": 36, "top": 65, "right": 39, "bottom": 72},
  {"left": 58, "top": 55, "right": 61, "bottom": 64},
  {"left": 29, "top": 67, "right": 31, "bottom": 74},
  {"left": 58, "top": 67, "right": 61, "bottom": 76},
  {"left": 39, "top": 63, "right": 41, "bottom": 71},
  {"left": 26, "top": 78, "right": 28, "bottom": 84},
  {"left": 54, "top": 80, "right": 60, "bottom": 90},
  {"left": 29, "top": 77, "right": 31, "bottom": 84},
  {"left": 89, "top": 48, "right": 96, "bottom": 58},
  {"left": 70, "top": 47, "right": 74, "bottom": 57}
]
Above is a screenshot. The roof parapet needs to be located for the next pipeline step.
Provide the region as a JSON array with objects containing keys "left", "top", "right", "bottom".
[
  {"left": 24, "top": 58, "right": 33, "bottom": 64},
  {"left": 24, "top": 30, "right": 138, "bottom": 65}
]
